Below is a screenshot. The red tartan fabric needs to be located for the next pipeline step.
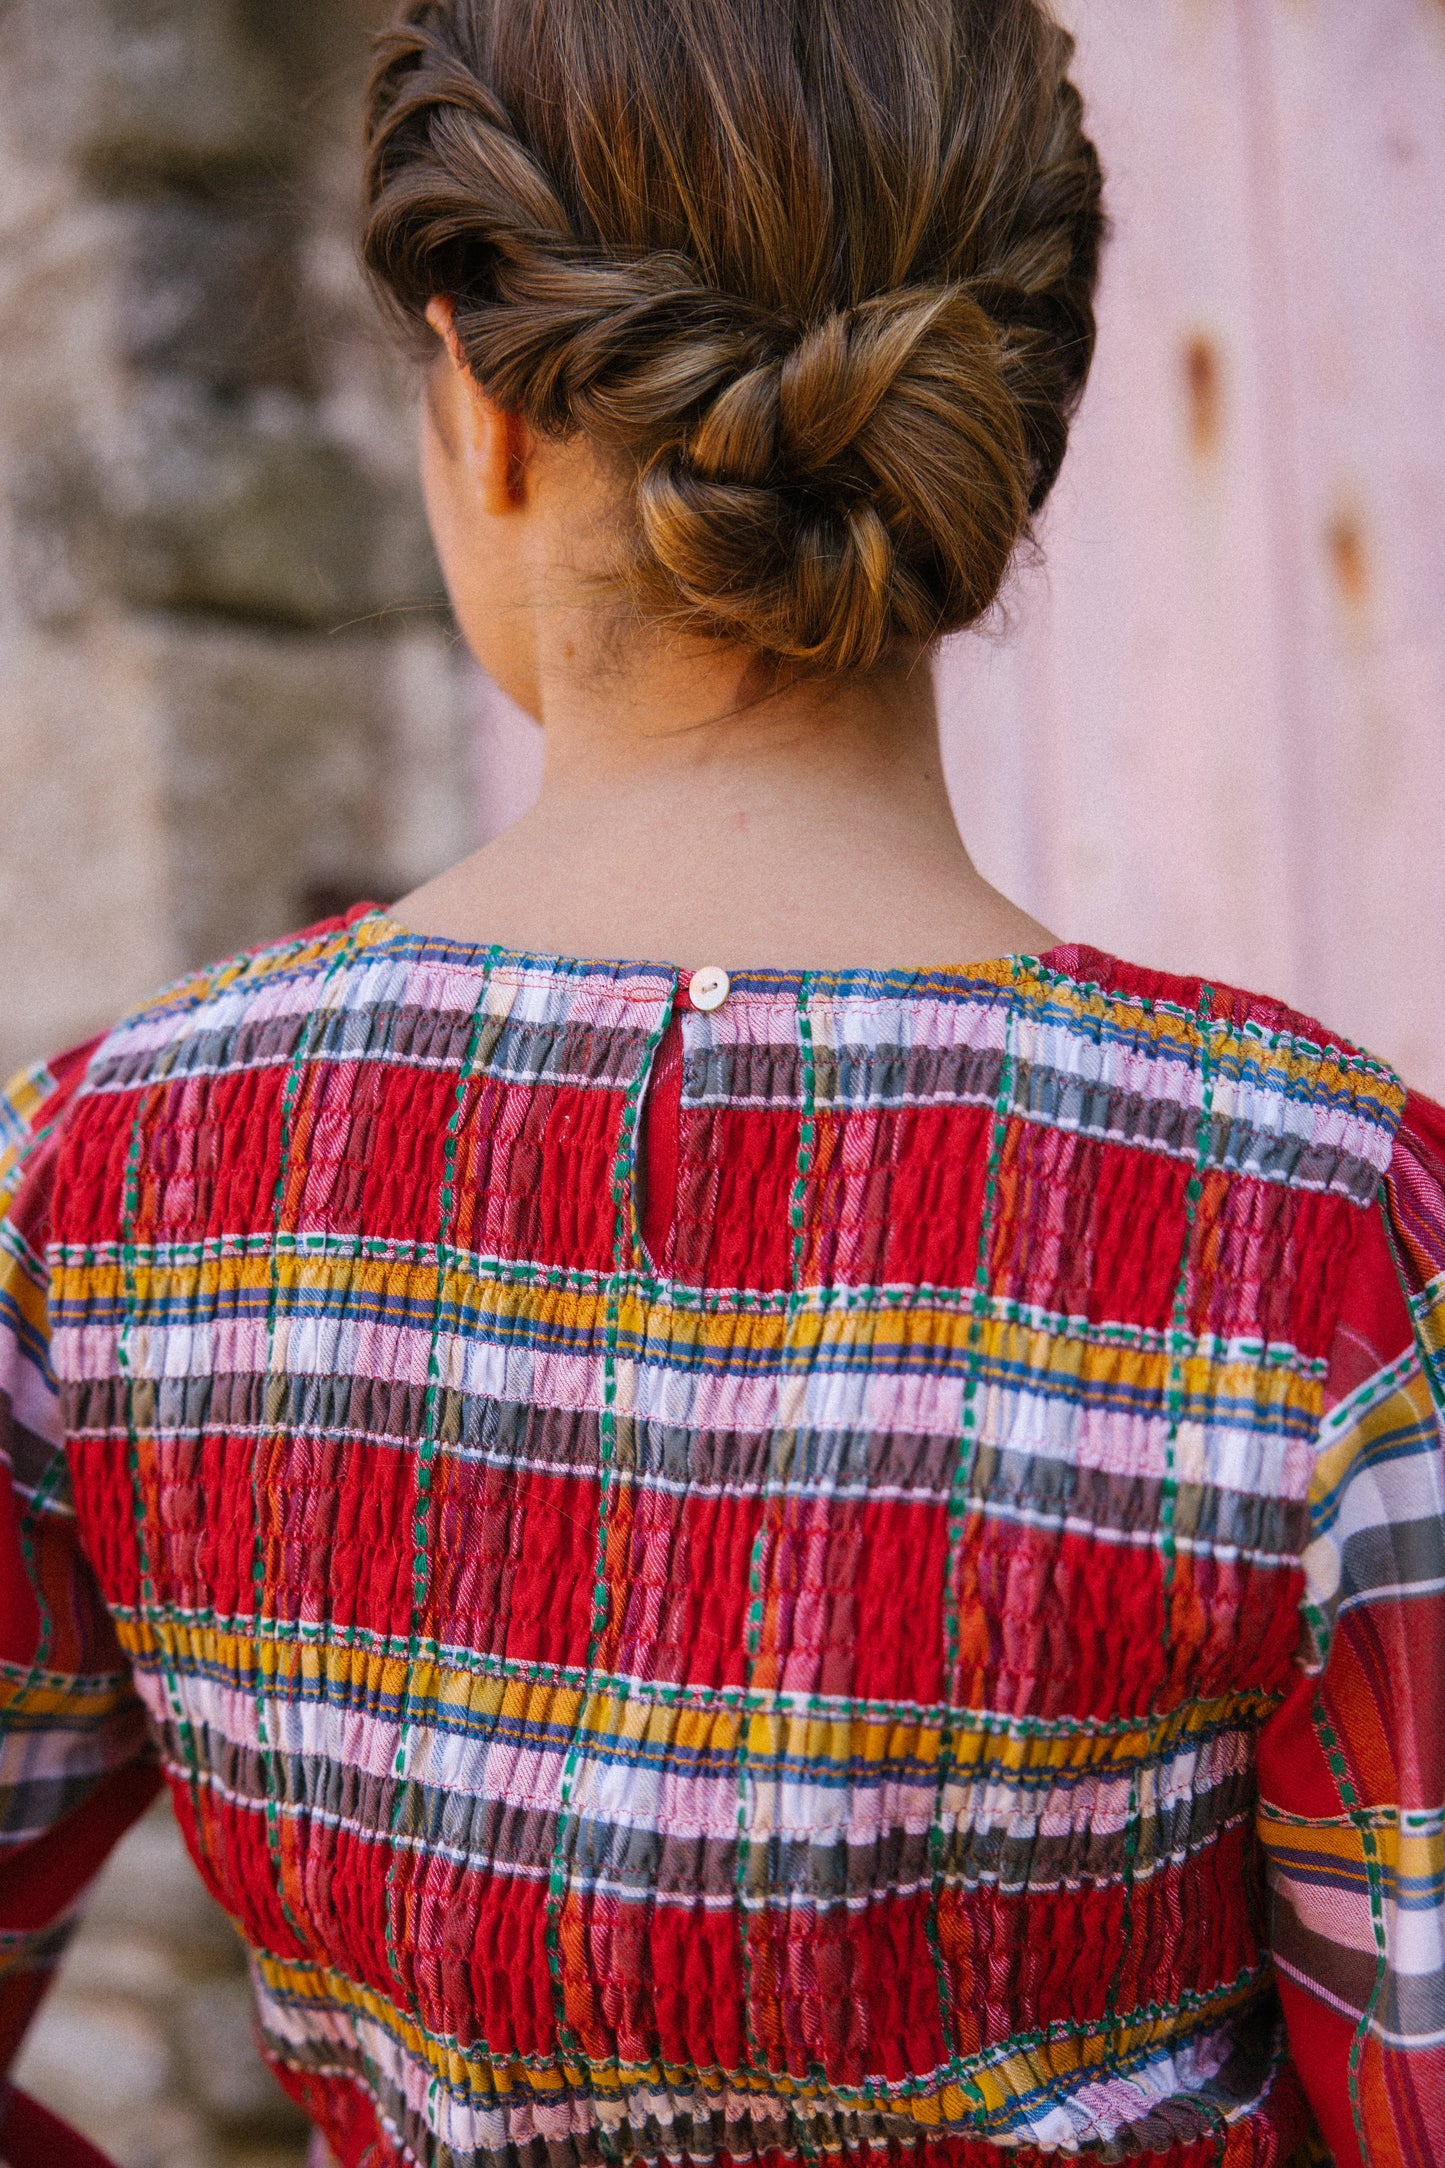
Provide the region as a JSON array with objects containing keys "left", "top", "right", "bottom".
[{"left": 0, "top": 918, "right": 1441, "bottom": 2167}]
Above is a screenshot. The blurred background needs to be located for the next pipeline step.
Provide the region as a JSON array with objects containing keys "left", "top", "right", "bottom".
[{"left": 0, "top": 1, "right": 1441, "bottom": 2164}]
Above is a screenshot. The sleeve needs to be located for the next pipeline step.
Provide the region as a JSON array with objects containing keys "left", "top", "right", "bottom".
[
  {"left": 1257, "top": 1089, "right": 1445, "bottom": 2168},
  {"left": 0, "top": 1050, "right": 163, "bottom": 2146}
]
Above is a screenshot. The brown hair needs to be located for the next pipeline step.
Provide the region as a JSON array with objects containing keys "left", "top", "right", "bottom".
[{"left": 364, "top": 0, "right": 1104, "bottom": 673}]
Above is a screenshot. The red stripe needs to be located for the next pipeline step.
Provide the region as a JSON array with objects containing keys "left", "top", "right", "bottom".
[
  {"left": 0, "top": 1761, "right": 162, "bottom": 1932},
  {"left": 639, "top": 1011, "right": 684, "bottom": 1272},
  {"left": 806, "top": 1104, "right": 995, "bottom": 1289},
  {"left": 0, "top": 2089, "right": 123, "bottom": 2168},
  {"left": 64, "top": 1435, "right": 147, "bottom": 1612},
  {"left": 600, "top": 1482, "right": 764, "bottom": 1688},
  {"left": 673, "top": 1103, "right": 801, "bottom": 1291},
  {"left": 53, "top": 1083, "right": 149, "bottom": 1246},
  {"left": 1273, "top": 1976, "right": 1366, "bottom": 2168},
  {"left": 424, "top": 1462, "right": 601, "bottom": 1664},
  {"left": 454, "top": 1076, "right": 627, "bottom": 1270}
]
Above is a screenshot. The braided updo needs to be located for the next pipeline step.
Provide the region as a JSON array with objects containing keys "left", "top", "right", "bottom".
[{"left": 364, "top": 0, "right": 1104, "bottom": 673}]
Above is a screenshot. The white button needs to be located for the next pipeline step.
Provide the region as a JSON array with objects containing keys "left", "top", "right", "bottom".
[
  {"left": 1302, "top": 1534, "right": 1342, "bottom": 1606},
  {"left": 689, "top": 965, "right": 730, "bottom": 1013}
]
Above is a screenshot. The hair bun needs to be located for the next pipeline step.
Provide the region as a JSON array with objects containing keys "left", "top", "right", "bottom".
[
  {"left": 365, "top": 0, "right": 1104, "bottom": 672},
  {"left": 635, "top": 291, "right": 1031, "bottom": 670}
]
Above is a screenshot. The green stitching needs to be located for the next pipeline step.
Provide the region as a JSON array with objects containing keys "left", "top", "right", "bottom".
[
  {"left": 1090, "top": 988, "right": 1219, "bottom": 2050},
  {"left": 117, "top": 1059, "right": 207, "bottom": 1831},
  {"left": 545, "top": 976, "right": 675, "bottom": 2090},
  {"left": 1310, "top": 1702, "right": 1389, "bottom": 2163},
  {"left": 737, "top": 972, "right": 817, "bottom": 2089},
  {"left": 255, "top": 925, "right": 362, "bottom": 1948},
  {"left": 381, "top": 945, "right": 499, "bottom": 2031},
  {"left": 924, "top": 956, "right": 1024, "bottom": 2121},
  {"left": 790, "top": 976, "right": 819, "bottom": 1295},
  {"left": 1159, "top": 985, "right": 1219, "bottom": 1690},
  {"left": 1101, "top": 1763, "right": 1143, "bottom": 2031}
]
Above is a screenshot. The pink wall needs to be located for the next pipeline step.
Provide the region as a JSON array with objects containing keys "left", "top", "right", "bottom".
[
  {"left": 473, "top": 0, "right": 1445, "bottom": 1093},
  {"left": 942, "top": 0, "right": 1445, "bottom": 1092}
]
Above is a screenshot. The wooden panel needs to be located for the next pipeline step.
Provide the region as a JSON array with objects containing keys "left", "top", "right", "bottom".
[
  {"left": 1246, "top": 0, "right": 1445, "bottom": 1082},
  {"left": 939, "top": 0, "right": 1445, "bottom": 1090},
  {"left": 942, "top": 0, "right": 1303, "bottom": 1001}
]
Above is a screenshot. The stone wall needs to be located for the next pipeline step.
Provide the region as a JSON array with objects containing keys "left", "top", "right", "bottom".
[
  {"left": 0, "top": 0, "right": 476, "bottom": 1081},
  {"left": 1, "top": 2, "right": 472, "bottom": 2159}
]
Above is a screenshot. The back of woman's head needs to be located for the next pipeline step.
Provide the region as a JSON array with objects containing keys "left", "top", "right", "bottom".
[{"left": 364, "top": 0, "right": 1104, "bottom": 674}]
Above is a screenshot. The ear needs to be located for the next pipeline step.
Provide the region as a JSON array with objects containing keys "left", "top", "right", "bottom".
[{"left": 425, "top": 295, "right": 533, "bottom": 515}]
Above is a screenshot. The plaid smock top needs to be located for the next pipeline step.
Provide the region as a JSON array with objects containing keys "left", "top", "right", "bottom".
[{"left": 2, "top": 909, "right": 1444, "bottom": 2168}]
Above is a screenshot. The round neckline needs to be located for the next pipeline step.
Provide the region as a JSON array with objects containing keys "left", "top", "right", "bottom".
[{"left": 357, "top": 904, "right": 1074, "bottom": 992}]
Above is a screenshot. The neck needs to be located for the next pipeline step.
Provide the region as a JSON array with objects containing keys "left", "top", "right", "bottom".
[
  {"left": 395, "top": 612, "right": 1059, "bottom": 972},
  {"left": 536, "top": 625, "right": 946, "bottom": 825}
]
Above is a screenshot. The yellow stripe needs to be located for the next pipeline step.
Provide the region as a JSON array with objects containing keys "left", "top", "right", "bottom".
[
  {"left": 0, "top": 1246, "right": 51, "bottom": 1345},
  {"left": 0, "top": 1666, "right": 136, "bottom": 1717},
  {"left": 1312, "top": 1365, "right": 1436, "bottom": 1520},
  {"left": 1260, "top": 1811, "right": 1445, "bottom": 1883},
  {"left": 254, "top": 1945, "right": 1264, "bottom": 2123},
  {"left": 54, "top": 1257, "right": 1327, "bottom": 1429},
  {"left": 1006, "top": 971, "right": 1402, "bottom": 1113},
  {"left": 0, "top": 1062, "right": 55, "bottom": 1197},
  {"left": 1412, "top": 1278, "right": 1445, "bottom": 1367},
  {"left": 119, "top": 1613, "right": 1273, "bottom": 1783}
]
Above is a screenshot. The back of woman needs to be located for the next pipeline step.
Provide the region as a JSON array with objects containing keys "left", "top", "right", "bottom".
[{"left": 1, "top": 5, "right": 1442, "bottom": 2167}]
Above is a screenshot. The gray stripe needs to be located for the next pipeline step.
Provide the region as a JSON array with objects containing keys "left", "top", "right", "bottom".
[
  {"left": 68, "top": 1377, "right": 1310, "bottom": 1568},
  {"left": 3, "top": 1402, "right": 67, "bottom": 1497},
  {"left": 89, "top": 1008, "right": 311, "bottom": 1089},
  {"left": 1270, "top": 1888, "right": 1378, "bottom": 2021},
  {"left": 1343, "top": 1515, "right": 1445, "bottom": 1603},
  {"left": 971, "top": 1440, "right": 1311, "bottom": 1556},
  {"left": 1373, "top": 1963, "right": 1445, "bottom": 2050},
  {"left": 89, "top": 1002, "right": 654, "bottom": 1096},
  {"left": 686, "top": 1038, "right": 1381, "bottom": 1199},
  {"left": 255, "top": 1980, "right": 1281, "bottom": 2165},
  {"left": 570, "top": 1757, "right": 1256, "bottom": 1905},
  {"left": 151, "top": 1691, "right": 1260, "bottom": 1911}
]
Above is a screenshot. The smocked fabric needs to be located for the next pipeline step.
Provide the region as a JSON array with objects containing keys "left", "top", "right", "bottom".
[{"left": 2, "top": 908, "right": 1444, "bottom": 2168}]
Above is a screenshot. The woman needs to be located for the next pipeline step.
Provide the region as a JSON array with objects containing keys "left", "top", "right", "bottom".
[{"left": 1, "top": 2, "right": 1440, "bottom": 2164}]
